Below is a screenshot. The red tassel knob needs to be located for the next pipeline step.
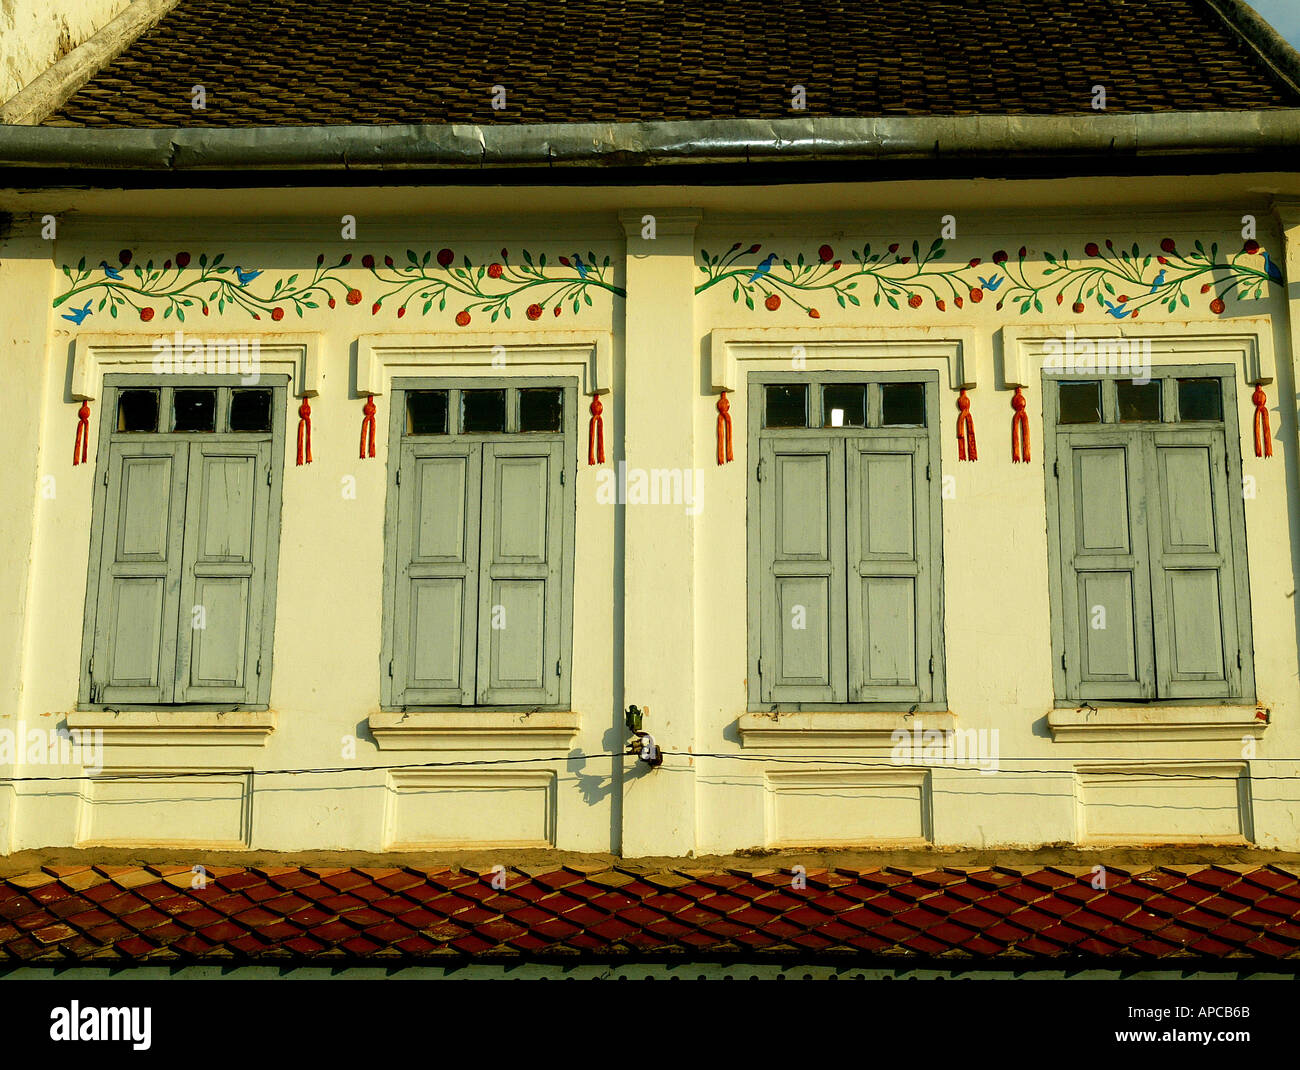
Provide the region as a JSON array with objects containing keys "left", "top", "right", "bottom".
[
  {"left": 1011, "top": 387, "right": 1030, "bottom": 464},
  {"left": 956, "top": 388, "right": 977, "bottom": 462},
  {"left": 717, "top": 392, "right": 734, "bottom": 465},
  {"left": 296, "top": 397, "right": 312, "bottom": 466},
  {"left": 1253, "top": 384, "right": 1273, "bottom": 459},
  {"left": 360, "top": 394, "right": 377, "bottom": 459},
  {"left": 588, "top": 395, "right": 605, "bottom": 466},
  {"left": 73, "top": 400, "right": 90, "bottom": 466}
]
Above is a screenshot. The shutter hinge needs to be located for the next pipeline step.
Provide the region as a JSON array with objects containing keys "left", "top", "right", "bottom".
[
  {"left": 388, "top": 660, "right": 394, "bottom": 678},
  {"left": 928, "top": 655, "right": 934, "bottom": 675},
  {"left": 925, "top": 463, "right": 931, "bottom": 481},
  {"left": 103, "top": 469, "right": 109, "bottom": 486},
  {"left": 395, "top": 468, "right": 401, "bottom": 486},
  {"left": 757, "top": 656, "right": 763, "bottom": 678},
  {"left": 756, "top": 459, "right": 763, "bottom": 482},
  {"left": 1053, "top": 460, "right": 1059, "bottom": 478},
  {"left": 1061, "top": 652, "right": 1067, "bottom": 670},
  {"left": 87, "top": 656, "right": 94, "bottom": 675},
  {"left": 559, "top": 469, "right": 566, "bottom": 486},
  {"left": 1237, "top": 650, "right": 1243, "bottom": 669},
  {"left": 255, "top": 657, "right": 262, "bottom": 675},
  {"left": 88, "top": 681, "right": 96, "bottom": 703},
  {"left": 266, "top": 466, "right": 272, "bottom": 486},
  {"left": 556, "top": 658, "right": 562, "bottom": 677}
]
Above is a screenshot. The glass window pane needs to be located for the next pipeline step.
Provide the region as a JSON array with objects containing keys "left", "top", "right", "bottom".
[
  {"left": 1178, "top": 378, "right": 1222, "bottom": 422},
  {"left": 765, "top": 384, "right": 807, "bottom": 428},
  {"left": 173, "top": 389, "right": 216, "bottom": 432},
  {"left": 519, "top": 388, "right": 563, "bottom": 432},
  {"left": 116, "top": 389, "right": 159, "bottom": 432},
  {"left": 229, "top": 389, "right": 272, "bottom": 432},
  {"left": 1117, "top": 379, "right": 1161, "bottom": 422},
  {"left": 406, "top": 390, "right": 449, "bottom": 435},
  {"left": 1058, "top": 381, "right": 1101, "bottom": 424},
  {"left": 821, "top": 384, "right": 866, "bottom": 428},
  {"left": 881, "top": 382, "right": 926, "bottom": 426},
  {"left": 461, "top": 389, "right": 506, "bottom": 433}
]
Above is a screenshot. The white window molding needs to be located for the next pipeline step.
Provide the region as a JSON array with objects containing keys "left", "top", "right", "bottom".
[
  {"left": 1000, "top": 319, "right": 1276, "bottom": 388},
  {"left": 737, "top": 709, "right": 957, "bottom": 749},
  {"left": 66, "top": 709, "right": 276, "bottom": 746},
  {"left": 356, "top": 331, "right": 610, "bottom": 397},
  {"left": 709, "top": 326, "right": 981, "bottom": 394},
  {"left": 368, "top": 709, "right": 579, "bottom": 751},
  {"left": 70, "top": 332, "right": 323, "bottom": 399},
  {"left": 1048, "top": 704, "right": 1270, "bottom": 743}
]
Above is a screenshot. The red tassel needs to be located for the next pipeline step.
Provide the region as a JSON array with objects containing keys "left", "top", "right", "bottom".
[
  {"left": 588, "top": 395, "right": 605, "bottom": 466},
  {"left": 956, "top": 388, "right": 977, "bottom": 462},
  {"left": 717, "top": 392, "right": 734, "bottom": 465},
  {"left": 1011, "top": 387, "right": 1030, "bottom": 463},
  {"left": 296, "top": 397, "right": 312, "bottom": 466},
  {"left": 1253, "top": 384, "right": 1273, "bottom": 458},
  {"left": 359, "top": 394, "right": 376, "bottom": 459},
  {"left": 73, "top": 400, "right": 90, "bottom": 466}
]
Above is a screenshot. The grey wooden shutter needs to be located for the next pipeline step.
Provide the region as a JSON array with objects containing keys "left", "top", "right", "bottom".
[
  {"left": 1144, "top": 431, "right": 1242, "bottom": 699},
  {"left": 1055, "top": 433, "right": 1156, "bottom": 700},
  {"left": 476, "top": 440, "right": 565, "bottom": 705},
  {"left": 845, "top": 437, "right": 933, "bottom": 702},
  {"left": 390, "top": 442, "right": 482, "bottom": 705},
  {"left": 88, "top": 440, "right": 188, "bottom": 705},
  {"left": 757, "top": 437, "right": 847, "bottom": 703},
  {"left": 173, "top": 441, "right": 273, "bottom": 704}
]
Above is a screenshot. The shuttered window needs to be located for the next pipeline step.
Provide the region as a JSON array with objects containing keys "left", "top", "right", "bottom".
[
  {"left": 748, "top": 373, "right": 945, "bottom": 709},
  {"left": 1045, "top": 368, "right": 1255, "bottom": 703},
  {"left": 382, "top": 380, "right": 575, "bottom": 709},
  {"left": 80, "top": 378, "right": 285, "bottom": 708}
]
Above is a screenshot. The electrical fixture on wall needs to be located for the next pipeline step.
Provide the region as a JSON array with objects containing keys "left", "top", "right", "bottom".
[{"left": 625, "top": 705, "right": 662, "bottom": 768}]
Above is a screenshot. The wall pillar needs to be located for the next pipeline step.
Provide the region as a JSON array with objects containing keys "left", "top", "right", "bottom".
[{"left": 617, "top": 209, "right": 701, "bottom": 857}]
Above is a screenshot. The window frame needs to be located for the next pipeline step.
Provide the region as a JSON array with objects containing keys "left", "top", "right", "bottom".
[
  {"left": 379, "top": 375, "right": 578, "bottom": 712},
  {"left": 746, "top": 369, "right": 947, "bottom": 712},
  {"left": 78, "top": 373, "right": 287, "bottom": 711},
  {"left": 1042, "top": 362, "right": 1256, "bottom": 707}
]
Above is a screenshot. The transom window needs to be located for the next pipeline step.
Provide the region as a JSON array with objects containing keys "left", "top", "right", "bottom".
[{"left": 748, "top": 372, "right": 945, "bottom": 710}]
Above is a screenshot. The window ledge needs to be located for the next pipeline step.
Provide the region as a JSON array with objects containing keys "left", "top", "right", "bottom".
[
  {"left": 65, "top": 709, "right": 276, "bottom": 746},
  {"left": 369, "top": 709, "right": 579, "bottom": 751},
  {"left": 1047, "top": 704, "right": 1270, "bottom": 743},
  {"left": 737, "top": 710, "right": 956, "bottom": 749}
]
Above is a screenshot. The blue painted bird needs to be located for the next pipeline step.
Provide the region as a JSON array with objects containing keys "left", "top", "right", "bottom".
[
  {"left": 1148, "top": 269, "right": 1167, "bottom": 293},
  {"left": 572, "top": 254, "right": 589, "bottom": 279},
  {"left": 61, "top": 300, "right": 93, "bottom": 324},
  {"left": 748, "top": 253, "right": 778, "bottom": 284},
  {"left": 978, "top": 274, "right": 1004, "bottom": 291},
  {"left": 233, "top": 266, "right": 262, "bottom": 286},
  {"left": 1104, "top": 299, "right": 1129, "bottom": 319},
  {"left": 97, "top": 260, "right": 122, "bottom": 280},
  {"left": 1264, "top": 252, "right": 1284, "bottom": 285}
]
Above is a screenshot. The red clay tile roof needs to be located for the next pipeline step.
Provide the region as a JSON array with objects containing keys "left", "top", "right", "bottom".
[
  {"left": 3, "top": 862, "right": 1300, "bottom": 964},
  {"left": 44, "top": 0, "right": 1300, "bottom": 128}
]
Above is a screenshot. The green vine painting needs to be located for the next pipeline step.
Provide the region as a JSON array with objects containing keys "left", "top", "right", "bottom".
[
  {"left": 695, "top": 238, "right": 1282, "bottom": 318},
  {"left": 53, "top": 247, "right": 624, "bottom": 325}
]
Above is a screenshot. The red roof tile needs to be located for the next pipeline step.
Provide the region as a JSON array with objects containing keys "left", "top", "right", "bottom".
[{"left": 2, "top": 862, "right": 1300, "bottom": 965}]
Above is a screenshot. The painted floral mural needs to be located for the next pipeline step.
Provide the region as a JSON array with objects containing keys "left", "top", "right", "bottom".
[
  {"left": 695, "top": 237, "right": 1282, "bottom": 318},
  {"left": 52, "top": 238, "right": 1281, "bottom": 325}
]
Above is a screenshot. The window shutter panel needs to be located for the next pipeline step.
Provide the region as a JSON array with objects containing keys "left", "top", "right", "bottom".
[
  {"left": 1144, "top": 433, "right": 1241, "bottom": 698},
  {"left": 1055, "top": 434, "right": 1156, "bottom": 700},
  {"left": 475, "top": 441, "right": 565, "bottom": 705},
  {"left": 89, "top": 441, "right": 188, "bottom": 704},
  {"left": 173, "top": 441, "right": 273, "bottom": 704},
  {"left": 757, "top": 437, "right": 847, "bottom": 703},
  {"left": 846, "top": 438, "right": 932, "bottom": 702},
  {"left": 390, "top": 443, "right": 482, "bottom": 705}
]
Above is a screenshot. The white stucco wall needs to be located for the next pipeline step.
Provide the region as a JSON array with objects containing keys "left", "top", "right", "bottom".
[
  {"left": 1, "top": 174, "right": 1298, "bottom": 856},
  {"left": 0, "top": 0, "right": 131, "bottom": 104}
]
